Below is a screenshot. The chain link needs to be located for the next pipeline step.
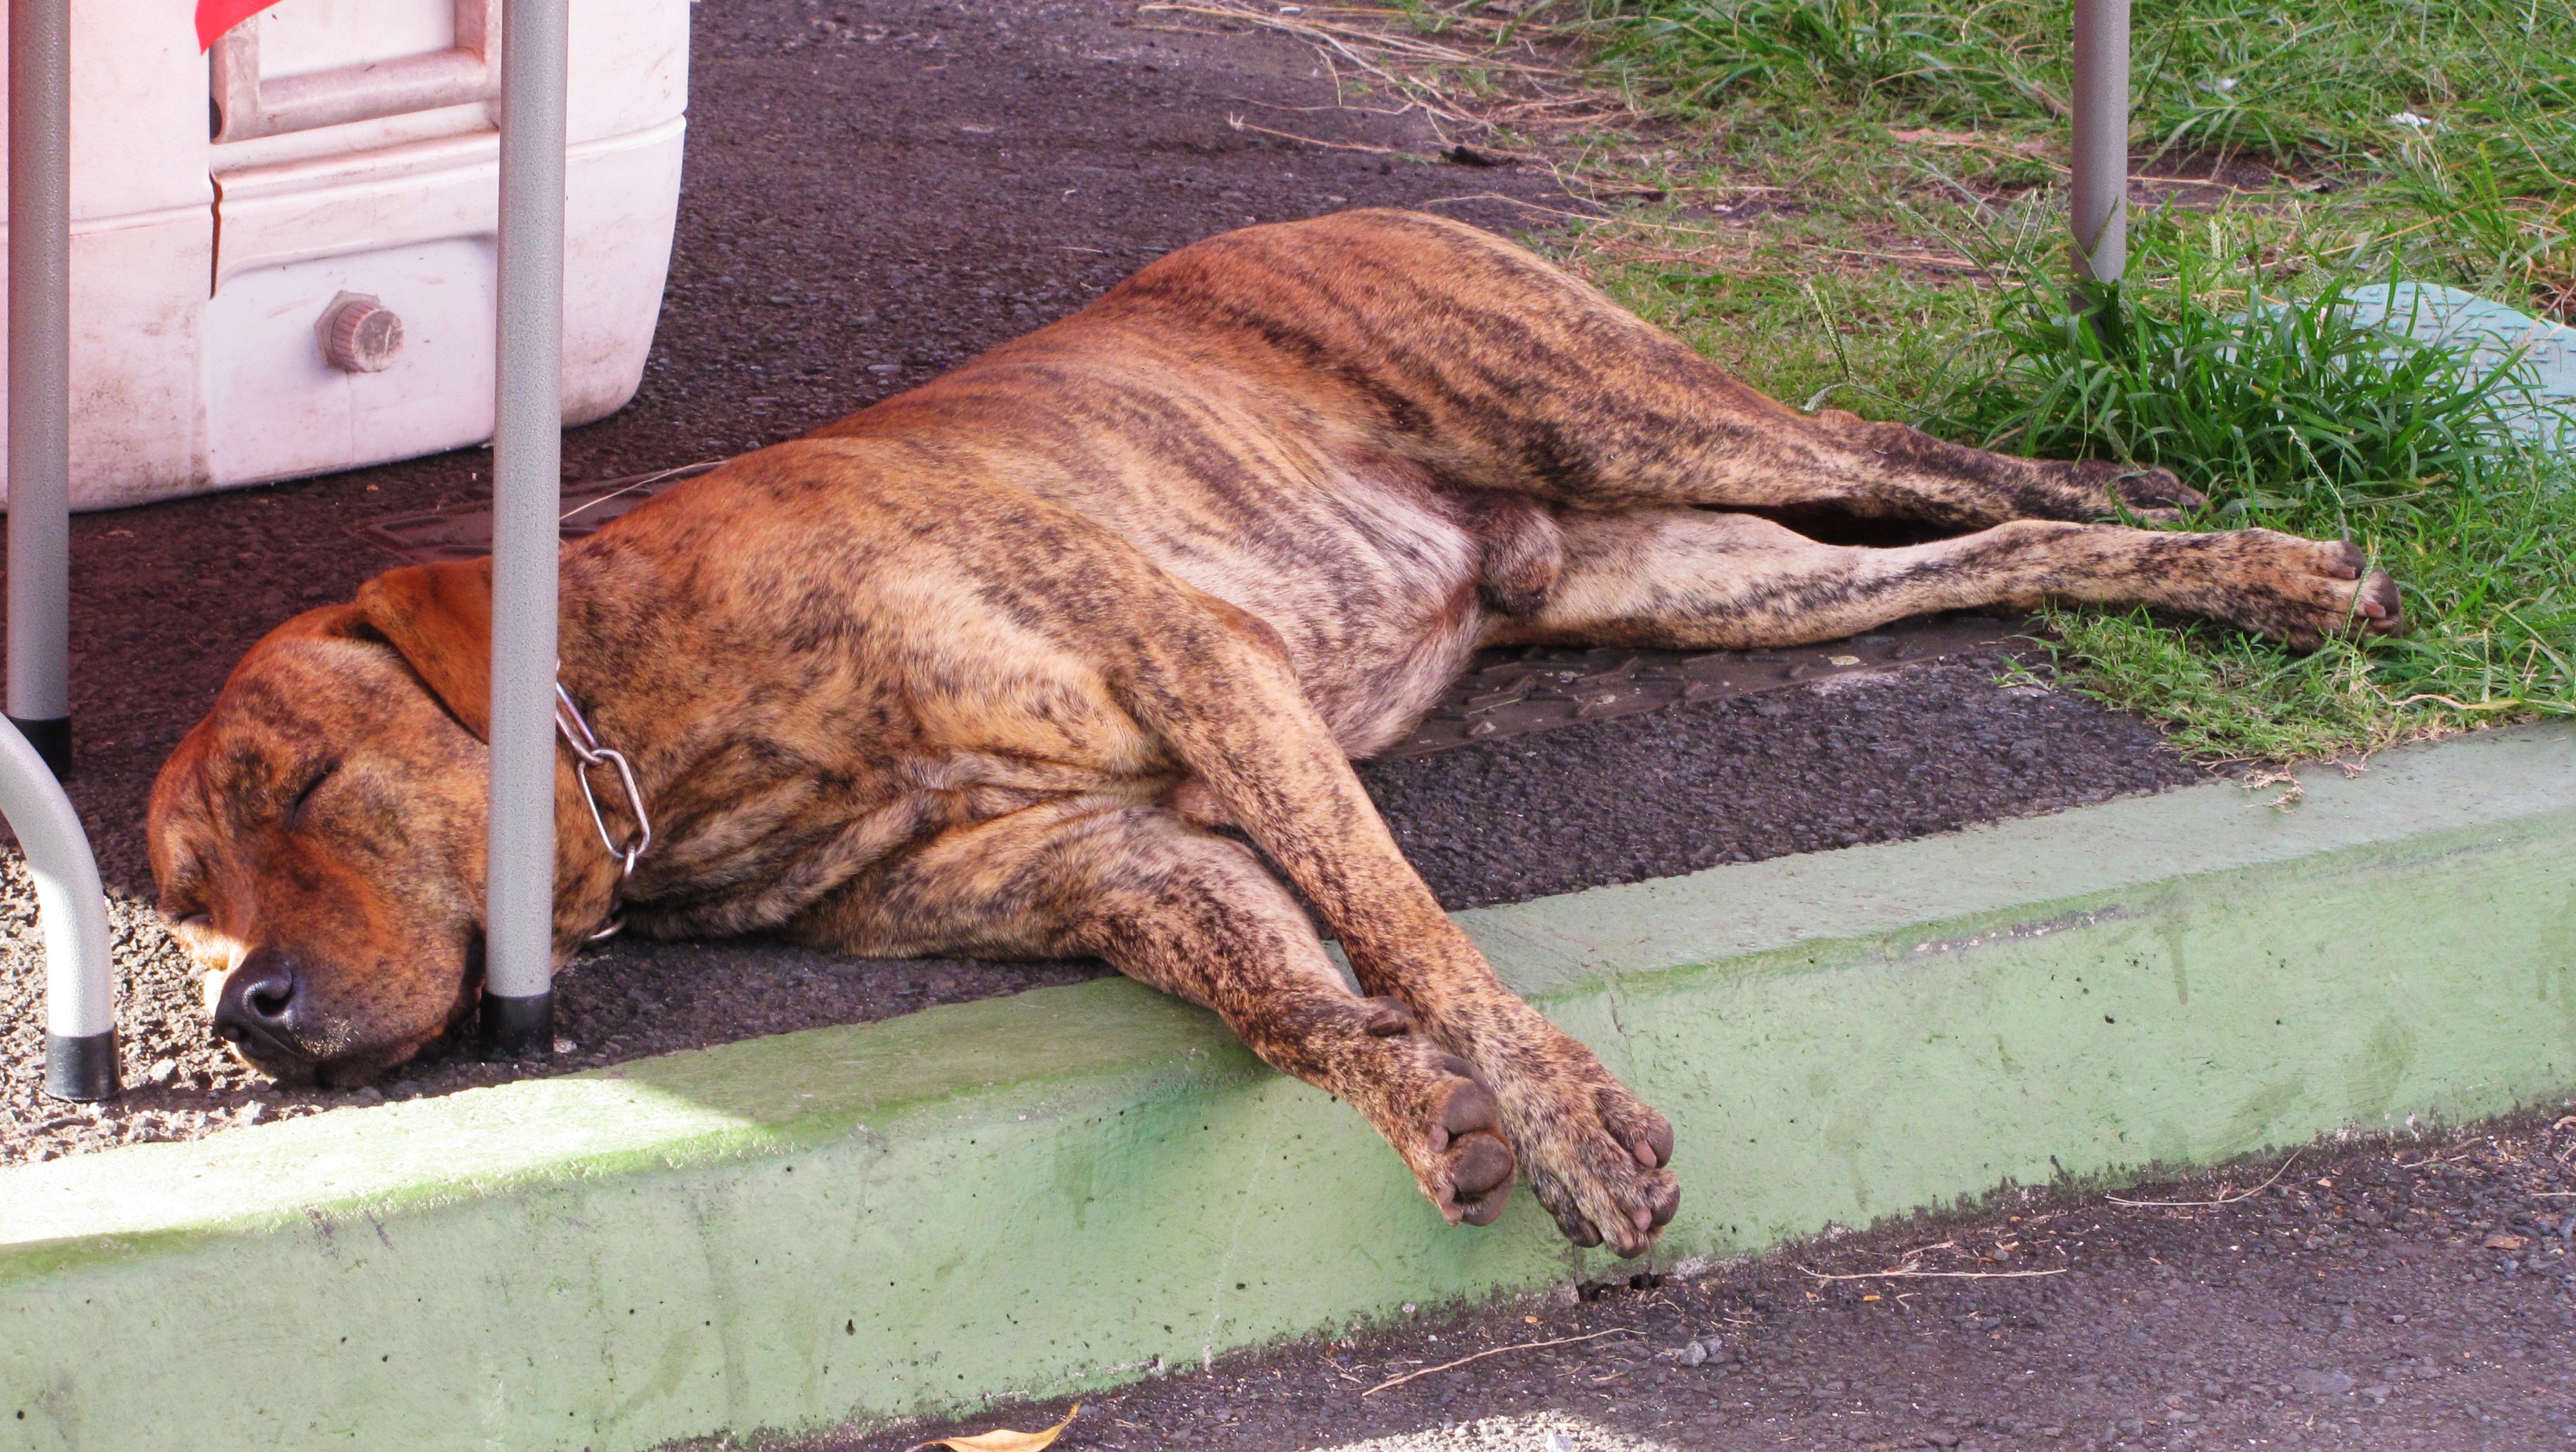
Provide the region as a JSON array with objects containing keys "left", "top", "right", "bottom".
[{"left": 553, "top": 681, "right": 653, "bottom": 885}]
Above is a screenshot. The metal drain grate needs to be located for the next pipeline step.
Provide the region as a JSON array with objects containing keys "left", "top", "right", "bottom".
[{"left": 360, "top": 469, "right": 2023, "bottom": 757}]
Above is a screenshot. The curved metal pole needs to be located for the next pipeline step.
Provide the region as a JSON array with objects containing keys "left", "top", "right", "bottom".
[
  {"left": 484, "top": 0, "right": 568, "bottom": 1053},
  {"left": 0, "top": 718, "right": 115, "bottom": 1099},
  {"left": 7, "top": 0, "right": 73, "bottom": 779},
  {"left": 2070, "top": 0, "right": 2130, "bottom": 305},
  {"left": 8, "top": 0, "right": 117, "bottom": 1099}
]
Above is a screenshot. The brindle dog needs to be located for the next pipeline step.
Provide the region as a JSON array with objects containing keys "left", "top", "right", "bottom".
[{"left": 148, "top": 210, "right": 2400, "bottom": 1256}]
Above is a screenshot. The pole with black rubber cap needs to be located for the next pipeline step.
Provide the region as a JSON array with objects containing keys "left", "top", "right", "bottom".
[
  {"left": 2070, "top": 0, "right": 2130, "bottom": 321},
  {"left": 2, "top": 704, "right": 115, "bottom": 1099},
  {"left": 6, "top": 0, "right": 73, "bottom": 780},
  {"left": 484, "top": 0, "right": 570, "bottom": 1054}
]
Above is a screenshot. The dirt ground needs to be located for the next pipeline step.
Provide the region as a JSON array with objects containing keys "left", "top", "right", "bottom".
[
  {"left": 0, "top": 0, "right": 2219, "bottom": 1162},
  {"left": 691, "top": 1108, "right": 2576, "bottom": 1452}
]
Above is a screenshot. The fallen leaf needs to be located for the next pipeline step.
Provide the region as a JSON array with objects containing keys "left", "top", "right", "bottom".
[
  {"left": 907, "top": 1406, "right": 1078, "bottom": 1452},
  {"left": 2483, "top": 1234, "right": 2528, "bottom": 1251}
]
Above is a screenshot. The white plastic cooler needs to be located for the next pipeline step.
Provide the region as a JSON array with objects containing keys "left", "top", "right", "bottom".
[{"left": 0, "top": 0, "right": 687, "bottom": 509}]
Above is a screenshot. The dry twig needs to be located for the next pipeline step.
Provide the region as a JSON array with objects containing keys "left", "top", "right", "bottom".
[
  {"left": 2107, "top": 1152, "right": 2304, "bottom": 1209},
  {"left": 1817, "top": 245, "right": 1982, "bottom": 272},
  {"left": 559, "top": 459, "right": 724, "bottom": 524},
  {"left": 1144, "top": 0, "right": 1636, "bottom": 142},
  {"left": 2243, "top": 767, "right": 2307, "bottom": 810},
  {"left": 1226, "top": 115, "right": 1417, "bottom": 156},
  {"left": 1797, "top": 1263, "right": 2069, "bottom": 1282},
  {"left": 1360, "top": 1328, "right": 1624, "bottom": 1396}
]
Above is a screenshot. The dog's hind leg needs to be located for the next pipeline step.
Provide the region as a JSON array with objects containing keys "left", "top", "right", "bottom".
[
  {"left": 1128, "top": 211, "right": 2200, "bottom": 529},
  {"left": 797, "top": 798, "right": 1521, "bottom": 1229},
  {"left": 1486, "top": 507, "right": 2403, "bottom": 652}
]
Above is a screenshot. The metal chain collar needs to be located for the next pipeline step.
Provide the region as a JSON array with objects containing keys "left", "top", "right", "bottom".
[{"left": 554, "top": 682, "right": 652, "bottom": 940}]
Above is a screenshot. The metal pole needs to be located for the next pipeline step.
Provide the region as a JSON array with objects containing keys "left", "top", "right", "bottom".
[
  {"left": 2070, "top": 0, "right": 2130, "bottom": 305},
  {"left": 1, "top": 718, "right": 116, "bottom": 1100},
  {"left": 6, "top": 0, "right": 73, "bottom": 780},
  {"left": 483, "top": 0, "right": 568, "bottom": 1054}
]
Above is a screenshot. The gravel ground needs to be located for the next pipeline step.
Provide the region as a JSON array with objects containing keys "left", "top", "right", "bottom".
[
  {"left": 0, "top": 0, "right": 2206, "bottom": 1161},
  {"left": 695, "top": 1106, "right": 2576, "bottom": 1452}
]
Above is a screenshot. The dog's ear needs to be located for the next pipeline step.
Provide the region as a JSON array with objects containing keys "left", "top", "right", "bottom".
[
  {"left": 354, "top": 559, "right": 495, "bottom": 740},
  {"left": 265, "top": 601, "right": 368, "bottom": 643}
]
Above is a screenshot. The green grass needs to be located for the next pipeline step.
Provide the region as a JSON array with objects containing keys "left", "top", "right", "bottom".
[
  {"left": 1924, "top": 214, "right": 2575, "bottom": 759},
  {"left": 1402, "top": 0, "right": 2576, "bottom": 759},
  {"left": 1578, "top": 0, "right": 2576, "bottom": 163}
]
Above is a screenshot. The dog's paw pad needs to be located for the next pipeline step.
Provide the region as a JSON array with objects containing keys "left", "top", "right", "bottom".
[
  {"left": 1598, "top": 1084, "right": 1675, "bottom": 1170},
  {"left": 1422, "top": 1062, "right": 1515, "bottom": 1225},
  {"left": 1361, "top": 995, "right": 1420, "bottom": 1038}
]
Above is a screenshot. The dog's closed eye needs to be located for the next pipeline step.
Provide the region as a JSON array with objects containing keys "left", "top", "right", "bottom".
[
  {"left": 167, "top": 910, "right": 231, "bottom": 960},
  {"left": 286, "top": 761, "right": 339, "bottom": 831}
]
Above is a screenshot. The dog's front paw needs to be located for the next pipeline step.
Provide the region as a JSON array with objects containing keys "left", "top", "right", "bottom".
[
  {"left": 1490, "top": 1032, "right": 1678, "bottom": 1258},
  {"left": 1421, "top": 1060, "right": 1518, "bottom": 1227},
  {"left": 1347, "top": 1003, "right": 1519, "bottom": 1227}
]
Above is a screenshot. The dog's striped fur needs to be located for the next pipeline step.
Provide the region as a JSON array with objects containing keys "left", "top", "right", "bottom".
[{"left": 149, "top": 211, "right": 2399, "bottom": 1255}]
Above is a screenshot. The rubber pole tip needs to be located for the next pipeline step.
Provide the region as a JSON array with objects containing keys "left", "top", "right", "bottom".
[
  {"left": 44, "top": 1031, "right": 118, "bottom": 1101},
  {"left": 480, "top": 991, "right": 554, "bottom": 1056},
  {"left": 7, "top": 716, "right": 71, "bottom": 781}
]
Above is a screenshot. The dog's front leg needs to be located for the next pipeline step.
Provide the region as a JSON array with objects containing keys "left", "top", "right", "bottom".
[
  {"left": 1056, "top": 806, "right": 1524, "bottom": 1227},
  {"left": 796, "top": 797, "right": 1521, "bottom": 1226},
  {"left": 1103, "top": 597, "right": 1683, "bottom": 1256}
]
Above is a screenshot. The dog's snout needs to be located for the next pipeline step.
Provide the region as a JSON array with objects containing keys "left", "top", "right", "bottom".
[{"left": 213, "top": 950, "right": 302, "bottom": 1047}]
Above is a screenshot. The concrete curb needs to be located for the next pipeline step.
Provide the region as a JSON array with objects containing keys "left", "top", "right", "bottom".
[{"left": 6, "top": 724, "right": 2573, "bottom": 1452}]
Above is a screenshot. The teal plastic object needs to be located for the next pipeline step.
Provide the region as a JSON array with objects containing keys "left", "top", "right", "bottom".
[{"left": 2342, "top": 283, "right": 2576, "bottom": 455}]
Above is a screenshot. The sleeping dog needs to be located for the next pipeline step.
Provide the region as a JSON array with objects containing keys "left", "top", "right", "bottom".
[{"left": 147, "top": 211, "right": 2400, "bottom": 1256}]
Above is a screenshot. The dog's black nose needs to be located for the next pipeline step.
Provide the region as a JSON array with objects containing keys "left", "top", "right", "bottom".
[{"left": 213, "top": 950, "right": 301, "bottom": 1046}]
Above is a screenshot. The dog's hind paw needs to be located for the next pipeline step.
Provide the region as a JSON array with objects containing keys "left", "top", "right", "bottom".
[
  {"left": 2032, "top": 458, "right": 2205, "bottom": 524},
  {"left": 2109, "top": 466, "right": 2206, "bottom": 522},
  {"left": 2199, "top": 533, "right": 2405, "bottom": 650}
]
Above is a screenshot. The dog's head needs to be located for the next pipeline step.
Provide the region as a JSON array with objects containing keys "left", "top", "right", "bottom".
[{"left": 148, "top": 560, "right": 504, "bottom": 1086}]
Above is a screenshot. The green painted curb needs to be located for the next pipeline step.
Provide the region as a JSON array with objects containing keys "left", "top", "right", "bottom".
[{"left": 6, "top": 724, "right": 2573, "bottom": 1451}]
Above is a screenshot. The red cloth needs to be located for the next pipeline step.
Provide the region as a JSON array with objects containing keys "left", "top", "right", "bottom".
[{"left": 195, "top": 0, "right": 276, "bottom": 51}]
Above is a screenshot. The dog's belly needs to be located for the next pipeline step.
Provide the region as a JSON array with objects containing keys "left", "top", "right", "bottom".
[
  {"left": 1104, "top": 460, "right": 1490, "bottom": 760},
  {"left": 811, "top": 347, "right": 1516, "bottom": 761}
]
